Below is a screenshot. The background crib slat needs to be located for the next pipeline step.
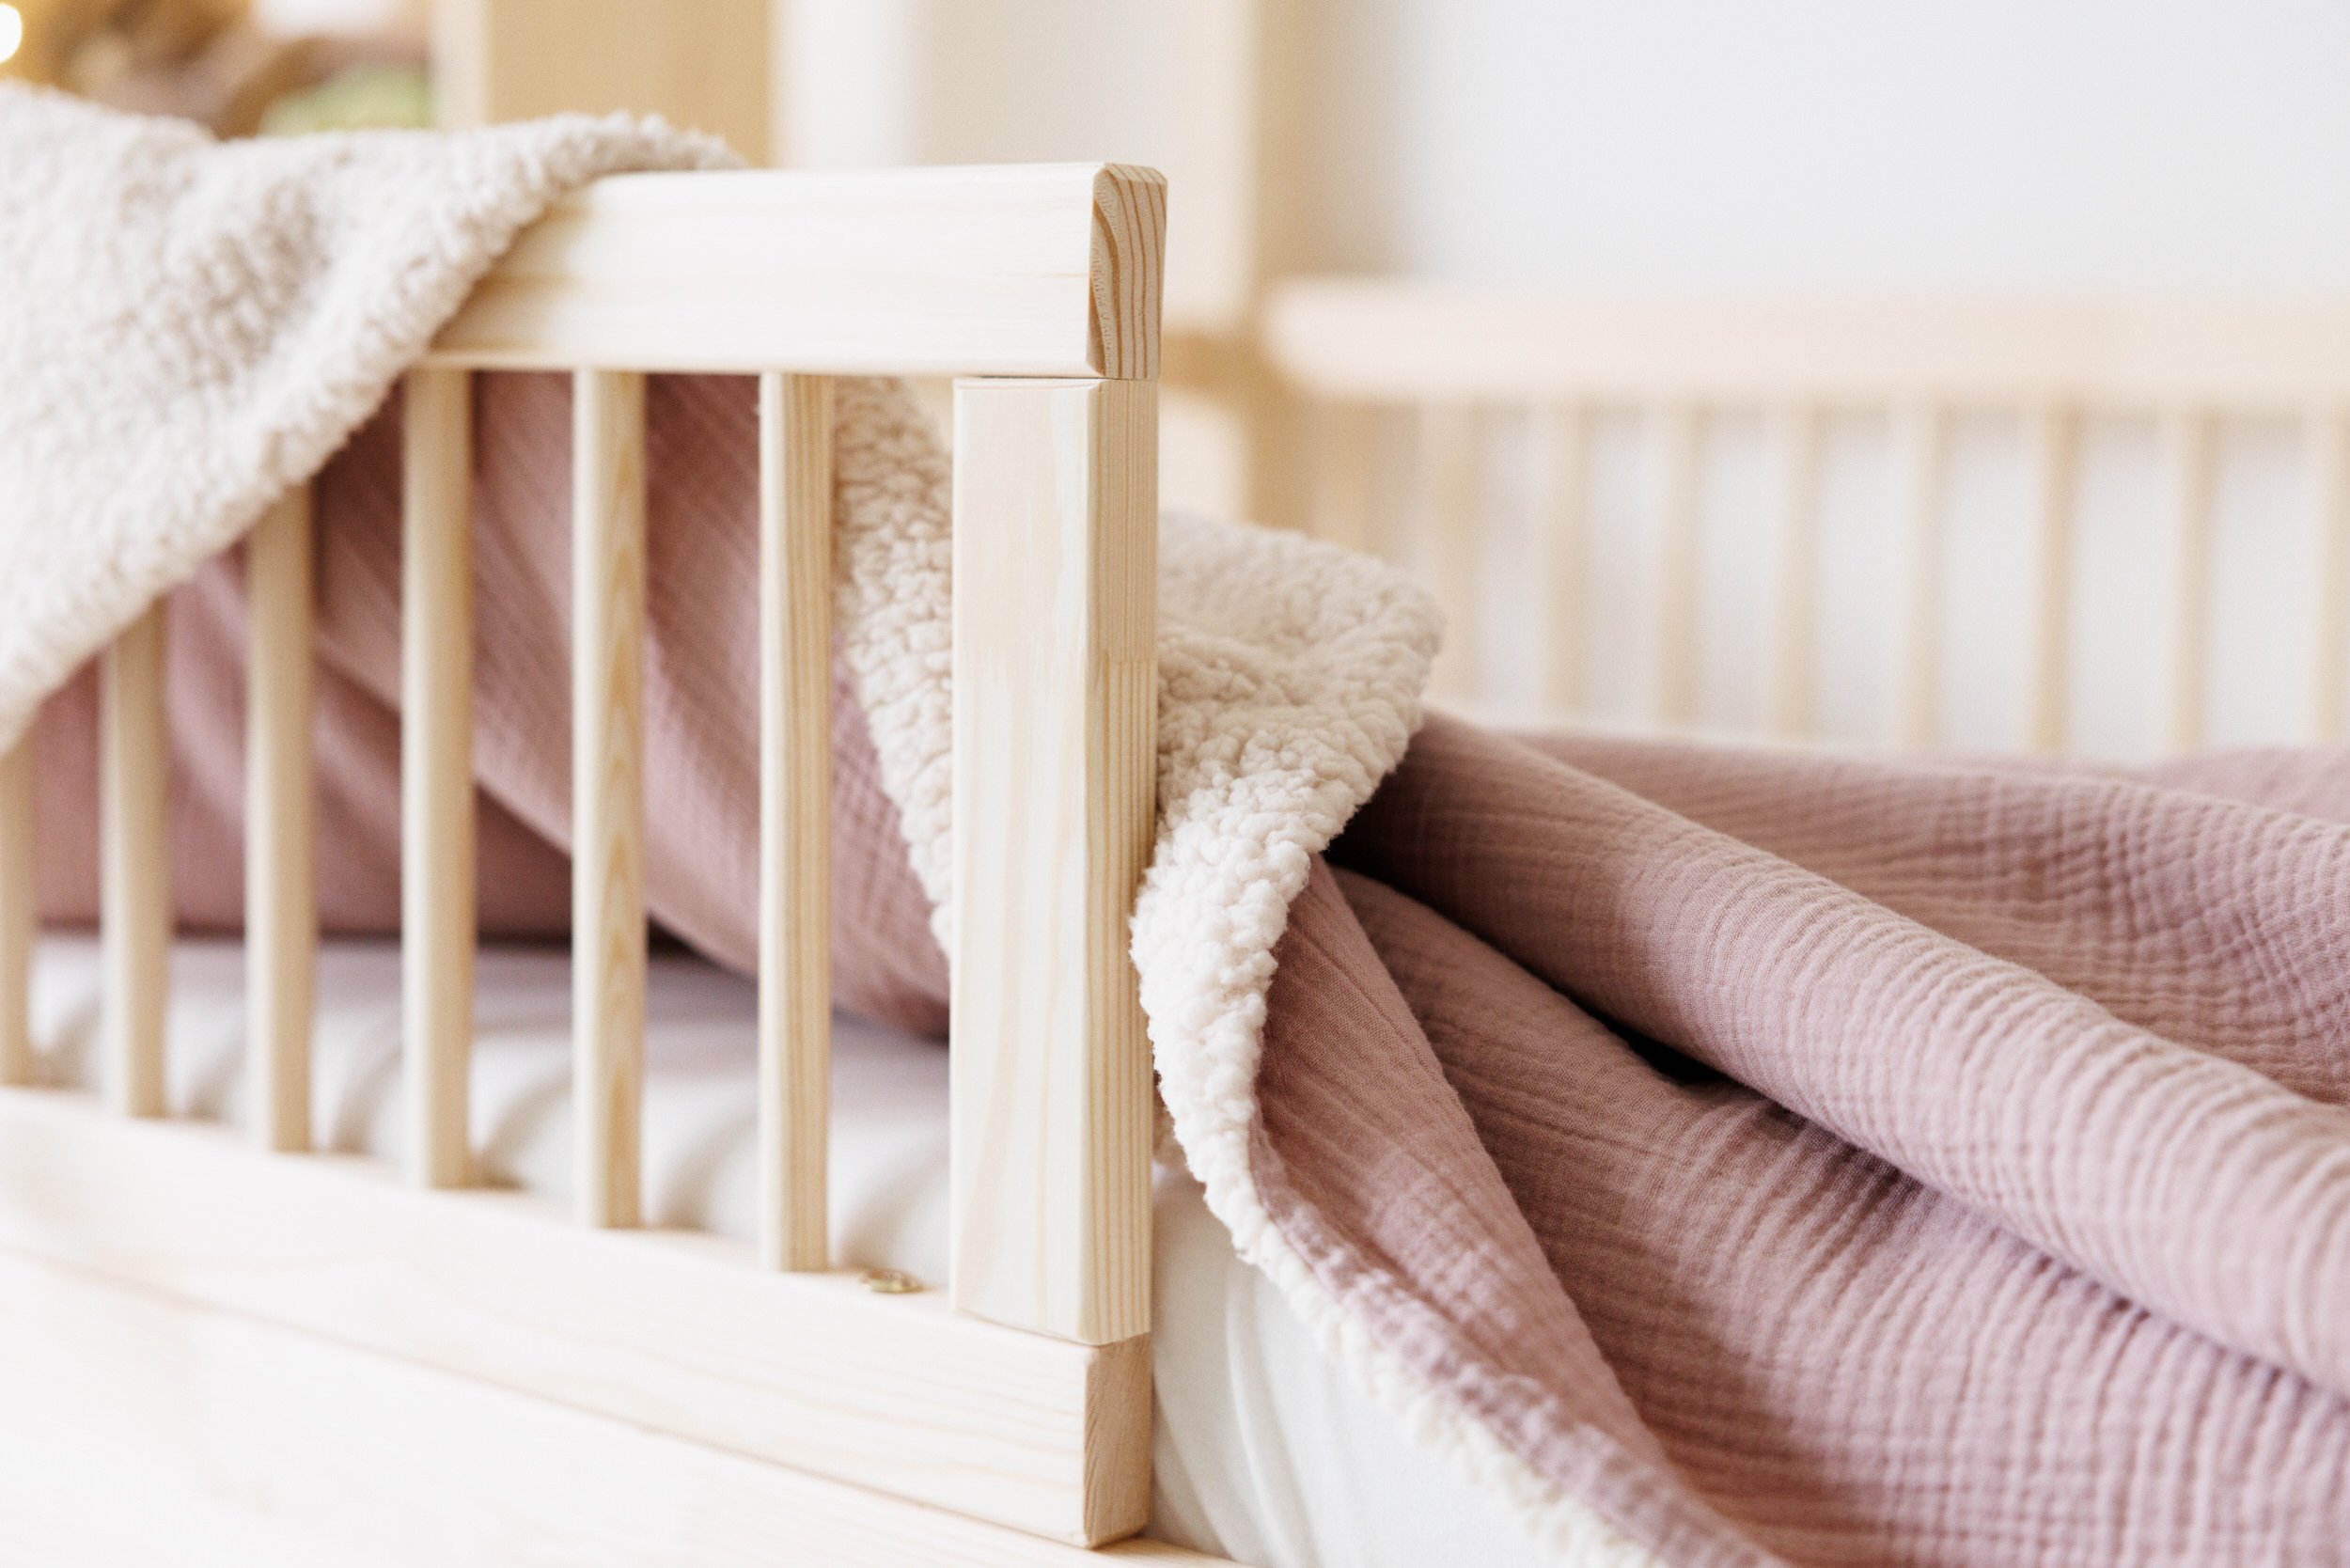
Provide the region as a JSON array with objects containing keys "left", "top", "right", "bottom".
[
  {"left": 403, "top": 368, "right": 477, "bottom": 1190},
  {"left": 1528, "top": 405, "right": 1588, "bottom": 715},
  {"left": 0, "top": 733, "right": 31, "bottom": 1087},
  {"left": 1308, "top": 400, "right": 1379, "bottom": 557},
  {"left": 2023, "top": 404, "right": 2080, "bottom": 753},
  {"left": 1767, "top": 403, "right": 1823, "bottom": 742},
  {"left": 2310, "top": 406, "right": 2349, "bottom": 744},
  {"left": 573, "top": 370, "right": 650, "bottom": 1231},
  {"left": 1891, "top": 402, "right": 1947, "bottom": 750},
  {"left": 1418, "top": 404, "right": 1480, "bottom": 700},
  {"left": 246, "top": 486, "right": 317, "bottom": 1153},
  {"left": 2161, "top": 410, "right": 2217, "bottom": 752},
  {"left": 759, "top": 372, "right": 834, "bottom": 1273},
  {"left": 949, "top": 376, "right": 1156, "bottom": 1346},
  {"left": 102, "top": 603, "right": 170, "bottom": 1119},
  {"left": 1650, "top": 403, "right": 1703, "bottom": 729}
]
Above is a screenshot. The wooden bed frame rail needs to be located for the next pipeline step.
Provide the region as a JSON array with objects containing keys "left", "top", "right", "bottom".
[
  {"left": 0, "top": 163, "right": 1198, "bottom": 1563},
  {"left": 1269, "top": 283, "right": 2350, "bottom": 752}
]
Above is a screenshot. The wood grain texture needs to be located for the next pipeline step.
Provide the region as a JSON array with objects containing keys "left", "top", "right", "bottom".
[
  {"left": 2161, "top": 410, "right": 2217, "bottom": 752},
  {"left": 426, "top": 165, "right": 1164, "bottom": 381},
  {"left": 2023, "top": 405, "right": 2081, "bottom": 753},
  {"left": 0, "top": 1246, "right": 1215, "bottom": 1565},
  {"left": 1417, "top": 405, "right": 1481, "bottom": 701},
  {"left": 101, "top": 602, "right": 169, "bottom": 1120},
  {"left": 1529, "top": 406, "right": 1590, "bottom": 716},
  {"left": 1890, "top": 403, "right": 1947, "bottom": 751},
  {"left": 1766, "top": 403, "right": 1823, "bottom": 742},
  {"left": 0, "top": 1090, "right": 1152, "bottom": 1546},
  {"left": 0, "top": 733, "right": 30, "bottom": 1087},
  {"left": 2311, "top": 407, "right": 2350, "bottom": 743},
  {"left": 1650, "top": 404, "right": 1703, "bottom": 730},
  {"left": 573, "top": 369, "right": 649, "bottom": 1231},
  {"left": 949, "top": 378, "right": 1156, "bottom": 1350},
  {"left": 402, "top": 368, "right": 475, "bottom": 1189},
  {"left": 759, "top": 373, "right": 834, "bottom": 1273},
  {"left": 1267, "top": 286, "right": 2350, "bottom": 407},
  {"left": 246, "top": 486, "right": 317, "bottom": 1152}
]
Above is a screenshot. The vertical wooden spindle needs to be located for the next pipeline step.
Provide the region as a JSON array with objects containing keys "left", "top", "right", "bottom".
[
  {"left": 247, "top": 485, "right": 317, "bottom": 1152},
  {"left": 102, "top": 601, "right": 170, "bottom": 1118},
  {"left": 1528, "top": 405, "right": 1588, "bottom": 718},
  {"left": 949, "top": 376, "right": 1155, "bottom": 1345},
  {"left": 0, "top": 729, "right": 33, "bottom": 1087},
  {"left": 2023, "top": 404, "right": 2080, "bottom": 753},
  {"left": 1418, "top": 405, "right": 1480, "bottom": 702},
  {"left": 1891, "top": 402, "right": 1948, "bottom": 751},
  {"left": 573, "top": 369, "right": 649, "bottom": 1231},
  {"left": 2160, "top": 410, "right": 2217, "bottom": 753},
  {"left": 1650, "top": 403, "right": 1703, "bottom": 730},
  {"left": 2309, "top": 406, "right": 2349, "bottom": 744},
  {"left": 1308, "top": 400, "right": 1379, "bottom": 557},
  {"left": 1766, "top": 402, "right": 1823, "bottom": 743},
  {"left": 759, "top": 371, "right": 834, "bottom": 1272},
  {"left": 403, "top": 368, "right": 475, "bottom": 1189}
]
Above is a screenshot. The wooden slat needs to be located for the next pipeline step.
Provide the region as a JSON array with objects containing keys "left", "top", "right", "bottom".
[
  {"left": 402, "top": 368, "right": 475, "bottom": 1189},
  {"left": 1650, "top": 403, "right": 1703, "bottom": 729},
  {"left": 101, "top": 602, "right": 169, "bottom": 1120},
  {"left": 573, "top": 370, "right": 650, "bottom": 1231},
  {"left": 2023, "top": 405, "right": 2081, "bottom": 753},
  {"left": 1307, "top": 400, "right": 1378, "bottom": 556},
  {"left": 0, "top": 1090, "right": 1154, "bottom": 1547},
  {"left": 2310, "top": 406, "right": 2350, "bottom": 743},
  {"left": 2161, "top": 410, "right": 2218, "bottom": 751},
  {"left": 758, "top": 372, "right": 834, "bottom": 1273},
  {"left": 949, "top": 377, "right": 1156, "bottom": 1349},
  {"left": 1528, "top": 405, "right": 1589, "bottom": 715},
  {"left": 1890, "top": 402, "right": 1948, "bottom": 750},
  {"left": 246, "top": 485, "right": 316, "bottom": 1153},
  {"left": 1266, "top": 283, "right": 2350, "bottom": 408},
  {"left": 1766, "top": 403, "right": 1823, "bottom": 741},
  {"left": 0, "top": 729, "right": 31, "bottom": 1087},
  {"left": 426, "top": 165, "right": 1166, "bottom": 381},
  {"left": 1418, "top": 405, "right": 1481, "bottom": 701}
]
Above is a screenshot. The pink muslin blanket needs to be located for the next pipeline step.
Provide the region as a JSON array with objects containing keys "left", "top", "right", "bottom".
[{"left": 25, "top": 371, "right": 2350, "bottom": 1565}]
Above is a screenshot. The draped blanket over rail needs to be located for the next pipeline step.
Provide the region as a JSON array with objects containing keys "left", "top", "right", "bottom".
[{"left": 8, "top": 87, "right": 2350, "bottom": 1567}]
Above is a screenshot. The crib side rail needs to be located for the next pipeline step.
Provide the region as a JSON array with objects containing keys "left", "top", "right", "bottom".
[
  {"left": 1268, "top": 282, "right": 2350, "bottom": 750},
  {"left": 0, "top": 162, "right": 1165, "bottom": 1549}
]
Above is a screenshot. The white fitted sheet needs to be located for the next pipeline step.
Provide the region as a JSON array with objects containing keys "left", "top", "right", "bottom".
[{"left": 23, "top": 936, "right": 1545, "bottom": 1568}]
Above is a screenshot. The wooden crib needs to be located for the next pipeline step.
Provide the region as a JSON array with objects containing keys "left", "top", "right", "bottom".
[
  {"left": 0, "top": 163, "right": 1223, "bottom": 1566},
  {"left": 1269, "top": 283, "right": 2350, "bottom": 757}
]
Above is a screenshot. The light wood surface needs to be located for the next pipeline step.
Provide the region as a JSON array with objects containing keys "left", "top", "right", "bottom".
[
  {"left": 1766, "top": 403, "right": 1823, "bottom": 741},
  {"left": 0, "top": 1244, "right": 1218, "bottom": 1566},
  {"left": 426, "top": 165, "right": 1166, "bottom": 380},
  {"left": 2161, "top": 410, "right": 2217, "bottom": 752},
  {"left": 245, "top": 486, "right": 316, "bottom": 1153},
  {"left": 2023, "top": 405, "right": 2081, "bottom": 753},
  {"left": 1269, "top": 286, "right": 2350, "bottom": 407},
  {"left": 402, "top": 368, "right": 476, "bottom": 1189},
  {"left": 1649, "top": 405, "right": 1703, "bottom": 729},
  {"left": 0, "top": 734, "right": 30, "bottom": 1087},
  {"left": 759, "top": 372, "right": 834, "bottom": 1274},
  {"left": 2312, "top": 407, "right": 2350, "bottom": 743},
  {"left": 949, "top": 378, "right": 1157, "bottom": 1350},
  {"left": 101, "top": 602, "right": 170, "bottom": 1120},
  {"left": 434, "top": 0, "right": 773, "bottom": 163},
  {"left": 0, "top": 1089, "right": 1150, "bottom": 1546},
  {"left": 573, "top": 369, "right": 650, "bottom": 1231},
  {"left": 1418, "top": 405, "right": 1481, "bottom": 701},
  {"left": 1890, "top": 403, "right": 1947, "bottom": 750},
  {"left": 1529, "top": 406, "right": 1590, "bottom": 714},
  {"left": 1308, "top": 401, "right": 1378, "bottom": 556}
]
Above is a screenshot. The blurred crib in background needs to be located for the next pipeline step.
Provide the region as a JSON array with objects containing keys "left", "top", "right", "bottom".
[{"left": 1267, "top": 287, "right": 2350, "bottom": 761}]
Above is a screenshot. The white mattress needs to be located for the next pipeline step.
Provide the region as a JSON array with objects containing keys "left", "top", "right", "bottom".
[{"left": 23, "top": 936, "right": 1544, "bottom": 1568}]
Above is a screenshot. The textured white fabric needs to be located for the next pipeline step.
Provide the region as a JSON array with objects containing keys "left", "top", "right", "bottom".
[{"left": 22, "top": 936, "right": 1551, "bottom": 1568}]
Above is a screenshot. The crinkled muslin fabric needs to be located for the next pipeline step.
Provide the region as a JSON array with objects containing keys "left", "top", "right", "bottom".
[{"left": 9, "top": 86, "right": 2350, "bottom": 1566}]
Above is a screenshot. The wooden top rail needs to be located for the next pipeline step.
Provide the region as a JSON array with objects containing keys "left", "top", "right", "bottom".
[
  {"left": 1265, "top": 281, "right": 2350, "bottom": 409},
  {"left": 426, "top": 164, "right": 1166, "bottom": 380}
]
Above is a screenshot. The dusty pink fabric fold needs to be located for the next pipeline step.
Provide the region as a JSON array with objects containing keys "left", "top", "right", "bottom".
[{"left": 32, "top": 377, "right": 2350, "bottom": 1564}]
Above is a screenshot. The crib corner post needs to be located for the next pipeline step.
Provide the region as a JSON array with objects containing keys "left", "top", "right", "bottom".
[{"left": 948, "top": 375, "right": 1158, "bottom": 1350}]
